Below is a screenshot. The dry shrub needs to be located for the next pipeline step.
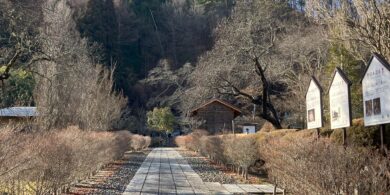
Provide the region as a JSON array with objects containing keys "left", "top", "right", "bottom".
[
  {"left": 175, "top": 130, "right": 208, "bottom": 151},
  {"left": 199, "top": 136, "right": 226, "bottom": 164},
  {"left": 174, "top": 135, "right": 189, "bottom": 148},
  {"left": 259, "top": 135, "right": 390, "bottom": 194},
  {"left": 260, "top": 122, "right": 276, "bottom": 132},
  {"left": 330, "top": 118, "right": 378, "bottom": 147},
  {"left": 130, "top": 134, "right": 151, "bottom": 151},
  {"left": 223, "top": 135, "right": 258, "bottom": 179},
  {"left": 186, "top": 129, "right": 208, "bottom": 152},
  {"left": 144, "top": 136, "right": 151, "bottom": 149},
  {"left": 222, "top": 135, "right": 236, "bottom": 166},
  {"left": 257, "top": 129, "right": 297, "bottom": 143},
  {"left": 0, "top": 126, "right": 131, "bottom": 194},
  {"left": 0, "top": 128, "right": 33, "bottom": 182},
  {"left": 235, "top": 135, "right": 258, "bottom": 170},
  {"left": 195, "top": 134, "right": 259, "bottom": 179}
]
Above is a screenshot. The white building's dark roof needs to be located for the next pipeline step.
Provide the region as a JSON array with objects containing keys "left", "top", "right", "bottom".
[{"left": 0, "top": 107, "right": 37, "bottom": 117}]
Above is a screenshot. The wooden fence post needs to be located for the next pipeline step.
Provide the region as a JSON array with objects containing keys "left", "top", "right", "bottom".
[
  {"left": 380, "top": 124, "right": 385, "bottom": 152},
  {"left": 317, "top": 128, "right": 320, "bottom": 140},
  {"left": 343, "top": 128, "right": 347, "bottom": 146},
  {"left": 273, "top": 184, "right": 277, "bottom": 195}
]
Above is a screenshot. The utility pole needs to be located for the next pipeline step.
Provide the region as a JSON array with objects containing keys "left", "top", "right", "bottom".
[
  {"left": 252, "top": 104, "right": 256, "bottom": 121},
  {"left": 232, "top": 120, "right": 235, "bottom": 135}
]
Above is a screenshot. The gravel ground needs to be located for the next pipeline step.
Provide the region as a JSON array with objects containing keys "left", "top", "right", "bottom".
[
  {"left": 177, "top": 148, "right": 238, "bottom": 184},
  {"left": 67, "top": 150, "right": 150, "bottom": 195}
]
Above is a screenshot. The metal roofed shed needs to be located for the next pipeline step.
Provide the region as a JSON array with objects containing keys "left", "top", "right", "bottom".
[{"left": 0, "top": 107, "right": 38, "bottom": 117}]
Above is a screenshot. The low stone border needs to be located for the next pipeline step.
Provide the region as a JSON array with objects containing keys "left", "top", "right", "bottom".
[
  {"left": 66, "top": 150, "right": 150, "bottom": 194},
  {"left": 177, "top": 148, "right": 238, "bottom": 184},
  {"left": 177, "top": 148, "right": 269, "bottom": 185}
]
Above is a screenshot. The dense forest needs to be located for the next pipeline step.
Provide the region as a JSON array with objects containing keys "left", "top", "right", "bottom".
[{"left": 1, "top": 0, "right": 390, "bottom": 132}]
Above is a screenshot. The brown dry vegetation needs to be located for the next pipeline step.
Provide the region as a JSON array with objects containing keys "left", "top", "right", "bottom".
[
  {"left": 176, "top": 133, "right": 259, "bottom": 180},
  {"left": 176, "top": 129, "right": 390, "bottom": 194},
  {"left": 0, "top": 126, "right": 150, "bottom": 194},
  {"left": 130, "top": 134, "right": 152, "bottom": 151},
  {"left": 260, "top": 133, "right": 389, "bottom": 194}
]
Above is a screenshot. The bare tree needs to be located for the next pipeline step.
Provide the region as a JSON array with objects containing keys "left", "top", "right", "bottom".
[
  {"left": 185, "top": 0, "right": 328, "bottom": 129},
  {"left": 142, "top": 59, "right": 194, "bottom": 109},
  {"left": 0, "top": 0, "right": 51, "bottom": 106},
  {"left": 35, "top": 0, "right": 127, "bottom": 131},
  {"left": 306, "top": 0, "right": 390, "bottom": 62}
]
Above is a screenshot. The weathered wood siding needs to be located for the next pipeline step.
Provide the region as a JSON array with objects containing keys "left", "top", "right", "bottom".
[{"left": 196, "top": 102, "right": 235, "bottom": 134}]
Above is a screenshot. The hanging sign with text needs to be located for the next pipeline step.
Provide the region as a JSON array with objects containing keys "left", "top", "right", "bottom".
[
  {"left": 329, "top": 68, "right": 352, "bottom": 129},
  {"left": 362, "top": 53, "right": 390, "bottom": 126},
  {"left": 306, "top": 77, "right": 323, "bottom": 129}
]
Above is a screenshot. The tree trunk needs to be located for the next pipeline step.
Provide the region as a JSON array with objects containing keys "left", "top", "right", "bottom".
[
  {"left": 245, "top": 167, "right": 248, "bottom": 180},
  {"left": 254, "top": 57, "right": 282, "bottom": 129}
]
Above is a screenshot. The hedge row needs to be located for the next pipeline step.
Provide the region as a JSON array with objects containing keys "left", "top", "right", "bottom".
[
  {"left": 0, "top": 126, "right": 150, "bottom": 194},
  {"left": 176, "top": 129, "right": 390, "bottom": 194},
  {"left": 176, "top": 130, "right": 258, "bottom": 179}
]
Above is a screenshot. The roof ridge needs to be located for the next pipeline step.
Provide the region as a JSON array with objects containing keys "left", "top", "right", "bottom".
[{"left": 190, "top": 98, "right": 242, "bottom": 114}]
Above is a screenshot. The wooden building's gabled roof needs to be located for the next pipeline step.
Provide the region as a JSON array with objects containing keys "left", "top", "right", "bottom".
[{"left": 189, "top": 99, "right": 242, "bottom": 117}]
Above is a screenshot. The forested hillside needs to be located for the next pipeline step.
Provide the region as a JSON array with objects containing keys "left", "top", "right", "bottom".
[
  {"left": 1, "top": 0, "right": 390, "bottom": 131},
  {"left": 73, "top": 0, "right": 232, "bottom": 99}
]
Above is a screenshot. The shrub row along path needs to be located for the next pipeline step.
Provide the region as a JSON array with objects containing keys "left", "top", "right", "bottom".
[{"left": 123, "top": 148, "right": 283, "bottom": 195}]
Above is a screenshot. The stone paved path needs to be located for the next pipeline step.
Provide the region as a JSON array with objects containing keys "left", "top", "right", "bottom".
[{"left": 123, "top": 148, "right": 283, "bottom": 195}]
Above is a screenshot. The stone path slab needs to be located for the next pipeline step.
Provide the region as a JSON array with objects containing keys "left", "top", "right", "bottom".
[
  {"left": 123, "top": 148, "right": 210, "bottom": 195},
  {"left": 222, "top": 184, "right": 246, "bottom": 193},
  {"left": 123, "top": 148, "right": 283, "bottom": 195}
]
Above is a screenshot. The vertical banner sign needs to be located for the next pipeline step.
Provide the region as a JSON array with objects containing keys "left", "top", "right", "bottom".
[
  {"left": 362, "top": 53, "right": 390, "bottom": 126},
  {"left": 328, "top": 68, "right": 352, "bottom": 129},
  {"left": 306, "top": 77, "right": 323, "bottom": 129}
]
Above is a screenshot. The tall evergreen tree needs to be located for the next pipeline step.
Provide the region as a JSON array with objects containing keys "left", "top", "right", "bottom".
[{"left": 78, "top": 0, "right": 118, "bottom": 65}]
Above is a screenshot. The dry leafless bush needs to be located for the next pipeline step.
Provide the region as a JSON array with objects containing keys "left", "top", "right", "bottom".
[
  {"left": 199, "top": 136, "right": 225, "bottom": 164},
  {"left": 144, "top": 136, "right": 151, "bottom": 150},
  {"left": 174, "top": 130, "right": 208, "bottom": 151},
  {"left": 0, "top": 128, "right": 34, "bottom": 182},
  {"left": 234, "top": 135, "right": 258, "bottom": 179},
  {"left": 330, "top": 118, "right": 381, "bottom": 147},
  {"left": 0, "top": 126, "right": 131, "bottom": 194},
  {"left": 180, "top": 133, "right": 259, "bottom": 180},
  {"left": 130, "top": 134, "right": 151, "bottom": 151},
  {"left": 186, "top": 129, "right": 208, "bottom": 152},
  {"left": 259, "top": 134, "right": 390, "bottom": 194},
  {"left": 174, "top": 135, "right": 189, "bottom": 148},
  {"left": 260, "top": 122, "right": 276, "bottom": 132},
  {"left": 222, "top": 135, "right": 258, "bottom": 179}
]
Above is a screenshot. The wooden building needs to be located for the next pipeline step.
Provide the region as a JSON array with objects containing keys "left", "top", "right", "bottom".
[{"left": 189, "top": 99, "right": 241, "bottom": 134}]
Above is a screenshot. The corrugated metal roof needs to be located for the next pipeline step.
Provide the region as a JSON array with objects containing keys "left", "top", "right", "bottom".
[{"left": 0, "top": 107, "right": 38, "bottom": 117}]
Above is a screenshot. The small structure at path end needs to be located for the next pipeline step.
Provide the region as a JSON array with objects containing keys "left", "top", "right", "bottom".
[{"left": 189, "top": 99, "right": 241, "bottom": 134}]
